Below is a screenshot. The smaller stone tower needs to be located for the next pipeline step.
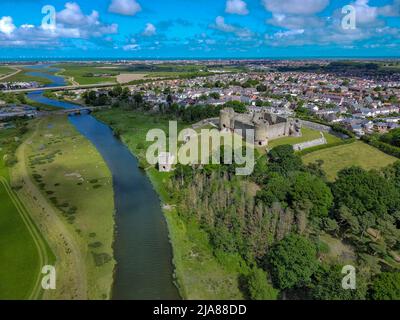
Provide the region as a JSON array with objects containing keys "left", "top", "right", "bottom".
[
  {"left": 254, "top": 122, "right": 269, "bottom": 146},
  {"left": 220, "top": 108, "right": 235, "bottom": 132}
]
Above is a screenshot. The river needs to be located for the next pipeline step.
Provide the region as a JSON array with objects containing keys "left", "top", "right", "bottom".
[{"left": 26, "top": 65, "right": 180, "bottom": 300}]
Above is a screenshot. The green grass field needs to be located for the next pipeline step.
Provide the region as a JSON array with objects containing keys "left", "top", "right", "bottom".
[
  {"left": 0, "top": 66, "right": 14, "bottom": 76},
  {"left": 14, "top": 116, "right": 115, "bottom": 299},
  {"left": 302, "top": 141, "right": 398, "bottom": 181},
  {"left": 53, "top": 63, "right": 218, "bottom": 85},
  {"left": 0, "top": 128, "right": 51, "bottom": 300},
  {"left": 0, "top": 179, "right": 40, "bottom": 299},
  {"left": 54, "top": 64, "right": 119, "bottom": 85},
  {"left": 5, "top": 69, "right": 52, "bottom": 85},
  {"left": 95, "top": 109, "right": 245, "bottom": 299},
  {"left": 267, "top": 127, "right": 341, "bottom": 150}
]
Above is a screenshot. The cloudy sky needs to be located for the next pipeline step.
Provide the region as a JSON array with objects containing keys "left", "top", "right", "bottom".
[{"left": 0, "top": 0, "right": 399, "bottom": 58}]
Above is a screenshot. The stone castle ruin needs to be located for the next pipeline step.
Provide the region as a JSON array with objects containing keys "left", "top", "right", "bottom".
[{"left": 219, "top": 108, "right": 302, "bottom": 146}]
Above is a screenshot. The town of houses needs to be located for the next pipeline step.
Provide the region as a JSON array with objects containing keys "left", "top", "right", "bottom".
[{"left": 1, "top": 62, "right": 400, "bottom": 137}]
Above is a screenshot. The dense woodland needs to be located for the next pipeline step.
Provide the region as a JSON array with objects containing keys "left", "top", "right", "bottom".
[{"left": 169, "top": 145, "right": 400, "bottom": 300}]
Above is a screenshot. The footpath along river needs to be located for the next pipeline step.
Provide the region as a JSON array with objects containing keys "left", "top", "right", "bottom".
[{"left": 26, "top": 65, "right": 180, "bottom": 299}]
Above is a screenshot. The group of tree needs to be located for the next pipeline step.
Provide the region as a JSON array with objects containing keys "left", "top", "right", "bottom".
[
  {"left": 380, "top": 128, "right": 400, "bottom": 148},
  {"left": 169, "top": 142, "right": 400, "bottom": 300}
]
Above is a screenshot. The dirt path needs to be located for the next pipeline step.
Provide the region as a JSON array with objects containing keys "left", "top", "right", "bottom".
[
  {"left": 0, "top": 67, "right": 21, "bottom": 81},
  {"left": 11, "top": 120, "right": 87, "bottom": 300}
]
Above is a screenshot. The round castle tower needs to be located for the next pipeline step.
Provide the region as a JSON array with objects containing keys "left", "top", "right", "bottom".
[
  {"left": 220, "top": 108, "right": 235, "bottom": 132},
  {"left": 254, "top": 122, "right": 269, "bottom": 146}
]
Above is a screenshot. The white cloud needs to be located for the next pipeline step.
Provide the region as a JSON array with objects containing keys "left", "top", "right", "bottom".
[
  {"left": 262, "top": 0, "right": 329, "bottom": 15},
  {"left": 214, "top": 16, "right": 236, "bottom": 33},
  {"left": 225, "top": 0, "right": 249, "bottom": 15},
  {"left": 212, "top": 16, "right": 253, "bottom": 38},
  {"left": 0, "top": 16, "right": 16, "bottom": 35},
  {"left": 267, "top": 14, "right": 324, "bottom": 29},
  {"left": 109, "top": 0, "right": 141, "bottom": 16},
  {"left": 143, "top": 23, "right": 156, "bottom": 36},
  {"left": 351, "top": 0, "right": 379, "bottom": 26},
  {"left": 263, "top": 0, "right": 400, "bottom": 48},
  {"left": 56, "top": 3, "right": 118, "bottom": 39},
  {"left": 274, "top": 29, "right": 305, "bottom": 38},
  {"left": 343, "top": 0, "right": 400, "bottom": 27},
  {"left": 0, "top": 3, "right": 118, "bottom": 48},
  {"left": 123, "top": 43, "right": 139, "bottom": 51}
]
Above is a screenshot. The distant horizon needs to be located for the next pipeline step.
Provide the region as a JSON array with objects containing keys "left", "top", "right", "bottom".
[
  {"left": 1, "top": 1, "right": 400, "bottom": 59},
  {"left": 1, "top": 56, "right": 400, "bottom": 63}
]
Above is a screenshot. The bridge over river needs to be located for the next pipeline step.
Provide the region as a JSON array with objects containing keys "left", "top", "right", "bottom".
[
  {"left": 39, "top": 105, "right": 111, "bottom": 116},
  {"left": 2, "top": 82, "right": 116, "bottom": 94}
]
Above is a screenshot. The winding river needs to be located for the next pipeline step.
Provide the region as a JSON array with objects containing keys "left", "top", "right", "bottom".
[{"left": 26, "top": 65, "right": 180, "bottom": 300}]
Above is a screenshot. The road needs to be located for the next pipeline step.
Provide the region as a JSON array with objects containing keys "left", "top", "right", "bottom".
[{"left": 2, "top": 82, "right": 116, "bottom": 93}]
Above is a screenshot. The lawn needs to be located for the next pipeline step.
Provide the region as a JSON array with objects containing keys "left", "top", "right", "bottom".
[
  {"left": 267, "top": 127, "right": 341, "bottom": 150},
  {"left": 0, "top": 128, "right": 51, "bottom": 300},
  {"left": 0, "top": 180, "right": 40, "bottom": 299},
  {"left": 12, "top": 116, "right": 115, "bottom": 299},
  {"left": 94, "top": 109, "right": 245, "bottom": 299},
  {"left": 302, "top": 141, "right": 398, "bottom": 181}
]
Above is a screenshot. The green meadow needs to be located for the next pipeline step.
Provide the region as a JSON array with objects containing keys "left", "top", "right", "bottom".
[
  {"left": 267, "top": 127, "right": 341, "bottom": 150},
  {"left": 0, "top": 128, "right": 51, "bottom": 300},
  {"left": 0, "top": 66, "right": 14, "bottom": 76},
  {"left": 53, "top": 64, "right": 119, "bottom": 85},
  {"left": 302, "top": 141, "right": 398, "bottom": 181}
]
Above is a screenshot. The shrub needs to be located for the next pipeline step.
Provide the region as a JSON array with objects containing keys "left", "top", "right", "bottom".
[
  {"left": 247, "top": 268, "right": 279, "bottom": 300},
  {"left": 267, "top": 234, "right": 318, "bottom": 290}
]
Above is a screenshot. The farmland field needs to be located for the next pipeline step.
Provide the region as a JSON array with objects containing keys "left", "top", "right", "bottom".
[
  {"left": 302, "top": 141, "right": 398, "bottom": 181},
  {"left": 0, "top": 66, "right": 14, "bottom": 76},
  {"left": 53, "top": 64, "right": 119, "bottom": 85},
  {"left": 0, "top": 129, "right": 51, "bottom": 300}
]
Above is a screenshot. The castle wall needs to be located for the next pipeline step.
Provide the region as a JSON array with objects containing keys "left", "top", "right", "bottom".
[
  {"left": 293, "top": 134, "right": 327, "bottom": 151},
  {"left": 266, "top": 122, "right": 288, "bottom": 140},
  {"left": 234, "top": 120, "right": 255, "bottom": 142}
]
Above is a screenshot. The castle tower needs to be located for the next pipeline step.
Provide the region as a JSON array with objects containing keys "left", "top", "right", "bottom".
[
  {"left": 288, "top": 118, "right": 302, "bottom": 137},
  {"left": 254, "top": 122, "right": 269, "bottom": 146},
  {"left": 220, "top": 108, "right": 235, "bottom": 132}
]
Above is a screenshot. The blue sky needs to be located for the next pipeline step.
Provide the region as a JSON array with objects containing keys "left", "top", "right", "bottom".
[{"left": 0, "top": 0, "right": 399, "bottom": 58}]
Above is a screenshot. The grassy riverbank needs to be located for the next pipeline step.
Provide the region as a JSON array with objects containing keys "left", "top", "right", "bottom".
[
  {"left": 11, "top": 116, "right": 115, "bottom": 299},
  {"left": 5, "top": 68, "right": 53, "bottom": 85},
  {"left": 94, "top": 109, "right": 245, "bottom": 299}
]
